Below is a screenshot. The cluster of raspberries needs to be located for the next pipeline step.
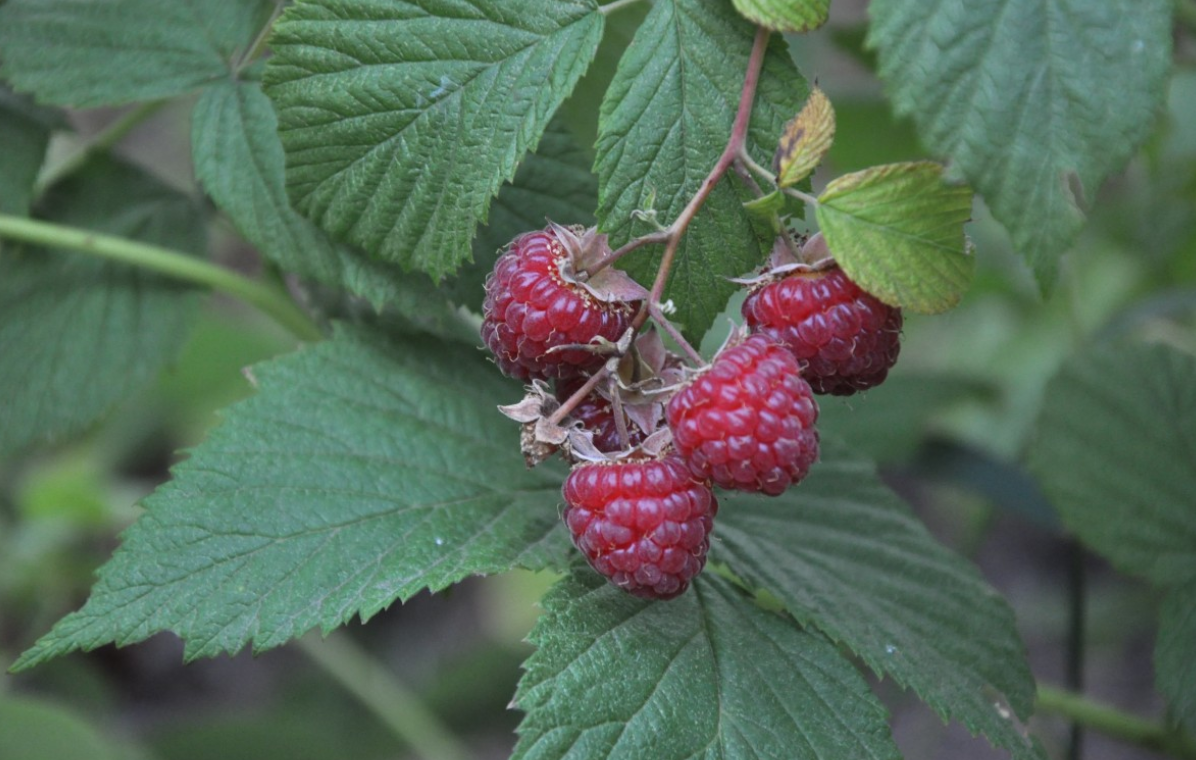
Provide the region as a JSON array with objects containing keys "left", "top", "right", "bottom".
[{"left": 482, "top": 225, "right": 901, "bottom": 600}]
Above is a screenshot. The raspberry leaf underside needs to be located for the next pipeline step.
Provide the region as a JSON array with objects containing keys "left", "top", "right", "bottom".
[
  {"left": 595, "top": 0, "right": 808, "bottom": 341},
  {"left": 868, "top": 0, "right": 1172, "bottom": 291},
  {"left": 11, "top": 327, "right": 572, "bottom": 671},
  {"left": 513, "top": 571, "right": 901, "bottom": 760},
  {"left": 0, "top": 157, "right": 205, "bottom": 456},
  {"left": 713, "top": 443, "right": 1045, "bottom": 760},
  {"left": 816, "top": 161, "right": 975, "bottom": 314},
  {"left": 263, "top": 0, "right": 604, "bottom": 280},
  {"left": 0, "top": 0, "right": 273, "bottom": 107},
  {"left": 731, "top": 0, "right": 830, "bottom": 34}
]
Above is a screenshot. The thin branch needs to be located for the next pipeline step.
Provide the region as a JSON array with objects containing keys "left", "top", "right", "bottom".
[
  {"left": 234, "top": 0, "right": 286, "bottom": 75},
  {"left": 0, "top": 213, "right": 322, "bottom": 342},
  {"left": 599, "top": 0, "right": 647, "bottom": 15},
  {"left": 34, "top": 100, "right": 167, "bottom": 195},
  {"left": 1036, "top": 685, "right": 1196, "bottom": 760},
  {"left": 298, "top": 633, "right": 470, "bottom": 760},
  {"left": 548, "top": 366, "right": 609, "bottom": 425}
]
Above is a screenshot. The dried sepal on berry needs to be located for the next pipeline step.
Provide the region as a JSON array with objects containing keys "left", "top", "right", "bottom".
[{"left": 481, "top": 224, "right": 646, "bottom": 381}]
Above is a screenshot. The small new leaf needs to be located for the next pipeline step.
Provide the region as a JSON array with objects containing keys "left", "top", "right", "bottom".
[
  {"left": 743, "top": 190, "right": 787, "bottom": 224},
  {"left": 775, "top": 87, "right": 835, "bottom": 188},
  {"left": 264, "top": 0, "right": 604, "bottom": 280},
  {"left": 11, "top": 327, "right": 572, "bottom": 670},
  {"left": 815, "top": 162, "right": 974, "bottom": 313},
  {"left": 514, "top": 571, "right": 901, "bottom": 760},
  {"left": 732, "top": 0, "right": 830, "bottom": 33}
]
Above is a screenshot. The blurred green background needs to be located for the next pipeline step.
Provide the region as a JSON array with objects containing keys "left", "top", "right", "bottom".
[{"left": 3, "top": 3, "right": 1195, "bottom": 759}]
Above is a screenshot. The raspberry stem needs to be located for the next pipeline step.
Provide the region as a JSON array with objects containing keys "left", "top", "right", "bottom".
[{"left": 547, "top": 366, "right": 609, "bottom": 425}]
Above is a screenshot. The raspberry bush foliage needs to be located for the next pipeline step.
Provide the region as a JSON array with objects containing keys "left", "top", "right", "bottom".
[{"left": 1, "top": 1, "right": 1194, "bottom": 759}]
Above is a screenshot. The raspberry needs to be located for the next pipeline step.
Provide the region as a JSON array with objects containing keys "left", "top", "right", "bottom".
[
  {"left": 556, "top": 377, "right": 645, "bottom": 454},
  {"left": 741, "top": 265, "right": 902, "bottom": 395},
  {"left": 563, "top": 455, "right": 717, "bottom": 599},
  {"left": 481, "top": 227, "right": 640, "bottom": 380},
  {"left": 667, "top": 334, "right": 818, "bottom": 496}
]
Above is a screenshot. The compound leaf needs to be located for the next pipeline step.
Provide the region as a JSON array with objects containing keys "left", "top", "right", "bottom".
[
  {"left": 0, "top": 0, "right": 273, "bottom": 107},
  {"left": 513, "top": 571, "right": 900, "bottom": 760},
  {"left": 192, "top": 78, "right": 468, "bottom": 340},
  {"left": 0, "top": 157, "right": 205, "bottom": 455},
  {"left": 11, "top": 326, "right": 570, "bottom": 671},
  {"left": 1029, "top": 343, "right": 1196, "bottom": 586},
  {"left": 816, "top": 162, "right": 975, "bottom": 313},
  {"left": 595, "top": 0, "right": 808, "bottom": 341},
  {"left": 732, "top": 0, "right": 829, "bottom": 33},
  {"left": 264, "top": 0, "right": 604, "bottom": 280},
  {"left": 868, "top": 0, "right": 1172, "bottom": 289},
  {"left": 0, "top": 87, "right": 61, "bottom": 216},
  {"left": 713, "top": 443, "right": 1044, "bottom": 760}
]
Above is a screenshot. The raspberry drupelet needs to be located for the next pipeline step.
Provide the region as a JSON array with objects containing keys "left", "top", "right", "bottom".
[
  {"left": 563, "top": 455, "right": 717, "bottom": 599},
  {"left": 742, "top": 265, "right": 902, "bottom": 395},
  {"left": 481, "top": 227, "right": 640, "bottom": 381},
  {"left": 667, "top": 334, "right": 819, "bottom": 496}
]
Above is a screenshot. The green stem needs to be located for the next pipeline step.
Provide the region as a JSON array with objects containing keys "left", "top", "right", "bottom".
[
  {"left": 297, "top": 632, "right": 470, "bottom": 760},
  {"left": 34, "top": 100, "right": 168, "bottom": 196},
  {"left": 599, "top": 0, "right": 646, "bottom": 15},
  {"left": 1037, "top": 685, "right": 1196, "bottom": 759},
  {"left": 0, "top": 214, "right": 322, "bottom": 342}
]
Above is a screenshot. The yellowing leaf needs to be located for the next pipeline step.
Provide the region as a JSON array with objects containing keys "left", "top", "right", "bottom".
[
  {"left": 732, "top": 0, "right": 830, "bottom": 33},
  {"left": 816, "top": 162, "right": 974, "bottom": 313},
  {"left": 775, "top": 86, "right": 835, "bottom": 187}
]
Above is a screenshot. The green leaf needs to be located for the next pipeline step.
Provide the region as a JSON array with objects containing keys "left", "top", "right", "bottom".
[
  {"left": 816, "top": 162, "right": 975, "bottom": 313},
  {"left": 0, "top": 87, "right": 61, "bottom": 216},
  {"left": 0, "top": 156, "right": 205, "bottom": 456},
  {"left": 595, "top": 0, "right": 808, "bottom": 340},
  {"left": 513, "top": 571, "right": 900, "bottom": 760},
  {"left": 1028, "top": 342, "right": 1196, "bottom": 586},
  {"left": 0, "top": 694, "right": 138, "bottom": 760},
  {"left": 11, "top": 326, "right": 571, "bottom": 671},
  {"left": 732, "top": 0, "right": 829, "bottom": 33},
  {"left": 1157, "top": 583, "right": 1196, "bottom": 733},
  {"left": 867, "top": 0, "right": 1173, "bottom": 289},
  {"left": 451, "top": 117, "right": 600, "bottom": 312},
  {"left": 0, "top": 0, "right": 274, "bottom": 107},
  {"left": 263, "top": 0, "right": 604, "bottom": 280},
  {"left": 191, "top": 78, "right": 468, "bottom": 340},
  {"left": 713, "top": 443, "right": 1044, "bottom": 760}
]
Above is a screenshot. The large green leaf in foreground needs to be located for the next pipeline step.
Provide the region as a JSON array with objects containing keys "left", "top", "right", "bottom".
[
  {"left": 0, "top": 0, "right": 273, "bottom": 107},
  {"left": 264, "top": 0, "right": 603, "bottom": 279},
  {"left": 0, "top": 157, "right": 205, "bottom": 455},
  {"left": 714, "top": 444, "right": 1044, "bottom": 760},
  {"left": 595, "top": 0, "right": 808, "bottom": 340},
  {"left": 868, "top": 0, "right": 1172, "bottom": 288},
  {"left": 12, "top": 327, "right": 570, "bottom": 670},
  {"left": 514, "top": 571, "right": 900, "bottom": 760}
]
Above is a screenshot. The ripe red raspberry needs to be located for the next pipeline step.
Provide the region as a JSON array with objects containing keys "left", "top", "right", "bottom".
[
  {"left": 563, "top": 455, "right": 717, "bottom": 599},
  {"left": 481, "top": 227, "right": 639, "bottom": 380},
  {"left": 556, "top": 377, "right": 645, "bottom": 454},
  {"left": 667, "top": 334, "right": 818, "bottom": 496},
  {"left": 741, "top": 265, "right": 902, "bottom": 395}
]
